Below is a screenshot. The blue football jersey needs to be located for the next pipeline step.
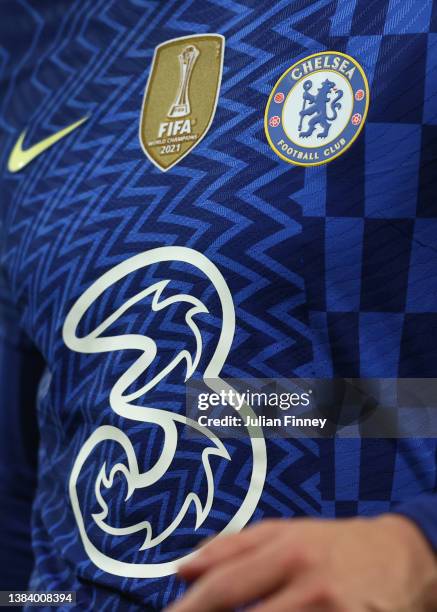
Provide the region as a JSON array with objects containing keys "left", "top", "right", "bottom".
[{"left": 1, "top": 0, "right": 437, "bottom": 609}]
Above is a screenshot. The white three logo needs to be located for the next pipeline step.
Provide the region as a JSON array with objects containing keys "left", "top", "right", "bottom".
[{"left": 63, "top": 246, "right": 267, "bottom": 578}]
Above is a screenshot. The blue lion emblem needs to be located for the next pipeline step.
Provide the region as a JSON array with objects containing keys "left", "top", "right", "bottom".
[{"left": 298, "top": 79, "right": 344, "bottom": 139}]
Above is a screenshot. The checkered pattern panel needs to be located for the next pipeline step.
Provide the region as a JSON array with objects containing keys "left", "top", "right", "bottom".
[{"left": 296, "top": 1, "right": 437, "bottom": 512}]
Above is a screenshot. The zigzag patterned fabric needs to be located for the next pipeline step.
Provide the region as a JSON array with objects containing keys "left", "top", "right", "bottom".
[{"left": 1, "top": 0, "right": 437, "bottom": 609}]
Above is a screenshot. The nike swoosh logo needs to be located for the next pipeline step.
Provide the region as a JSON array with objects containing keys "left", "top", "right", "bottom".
[{"left": 7, "top": 117, "right": 88, "bottom": 173}]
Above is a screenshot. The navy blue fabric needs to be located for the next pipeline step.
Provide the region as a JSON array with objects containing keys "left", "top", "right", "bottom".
[
  {"left": 394, "top": 494, "right": 437, "bottom": 551},
  {"left": 0, "top": 0, "right": 437, "bottom": 609},
  {"left": 0, "top": 273, "right": 44, "bottom": 591}
]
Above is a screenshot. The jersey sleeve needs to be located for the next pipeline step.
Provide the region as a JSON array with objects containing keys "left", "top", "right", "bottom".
[{"left": 0, "top": 271, "right": 45, "bottom": 590}]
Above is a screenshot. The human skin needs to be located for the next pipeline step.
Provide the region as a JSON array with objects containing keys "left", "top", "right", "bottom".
[{"left": 166, "top": 516, "right": 437, "bottom": 611}]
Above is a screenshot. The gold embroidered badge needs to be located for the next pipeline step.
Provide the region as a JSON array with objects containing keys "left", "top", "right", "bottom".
[{"left": 139, "top": 34, "right": 225, "bottom": 172}]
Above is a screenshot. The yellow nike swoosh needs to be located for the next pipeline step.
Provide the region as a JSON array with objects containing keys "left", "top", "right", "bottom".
[{"left": 7, "top": 116, "right": 88, "bottom": 173}]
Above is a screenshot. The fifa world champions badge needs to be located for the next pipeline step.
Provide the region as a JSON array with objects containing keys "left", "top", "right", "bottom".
[
  {"left": 265, "top": 51, "right": 370, "bottom": 167},
  {"left": 140, "top": 34, "right": 225, "bottom": 172}
]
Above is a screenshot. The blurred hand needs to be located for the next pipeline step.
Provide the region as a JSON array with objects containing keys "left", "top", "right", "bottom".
[{"left": 166, "top": 515, "right": 437, "bottom": 611}]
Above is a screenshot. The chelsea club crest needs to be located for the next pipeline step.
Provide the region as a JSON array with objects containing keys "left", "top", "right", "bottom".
[{"left": 265, "top": 51, "right": 369, "bottom": 167}]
